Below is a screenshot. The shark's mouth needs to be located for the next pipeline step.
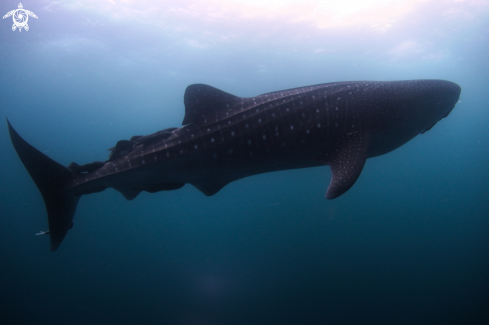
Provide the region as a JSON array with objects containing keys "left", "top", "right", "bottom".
[
  {"left": 421, "top": 120, "right": 439, "bottom": 134},
  {"left": 422, "top": 101, "right": 457, "bottom": 134},
  {"left": 443, "top": 103, "right": 457, "bottom": 118}
]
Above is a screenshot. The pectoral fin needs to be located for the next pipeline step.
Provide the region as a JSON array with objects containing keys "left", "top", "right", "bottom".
[{"left": 318, "top": 131, "right": 371, "bottom": 199}]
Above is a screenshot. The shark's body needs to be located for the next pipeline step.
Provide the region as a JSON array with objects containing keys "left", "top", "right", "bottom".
[{"left": 8, "top": 80, "right": 461, "bottom": 251}]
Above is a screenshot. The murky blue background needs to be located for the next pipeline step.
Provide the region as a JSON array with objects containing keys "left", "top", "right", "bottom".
[{"left": 1, "top": 1, "right": 488, "bottom": 324}]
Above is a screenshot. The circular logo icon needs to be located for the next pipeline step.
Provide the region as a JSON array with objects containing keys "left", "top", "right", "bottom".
[
  {"left": 13, "top": 9, "right": 28, "bottom": 28},
  {"left": 3, "top": 3, "right": 38, "bottom": 32}
]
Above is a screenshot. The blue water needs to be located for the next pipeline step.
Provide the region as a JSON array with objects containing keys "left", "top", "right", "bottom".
[{"left": 1, "top": 1, "right": 488, "bottom": 324}]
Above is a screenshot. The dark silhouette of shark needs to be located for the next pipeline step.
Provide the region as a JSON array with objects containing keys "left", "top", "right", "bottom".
[{"left": 7, "top": 79, "right": 461, "bottom": 251}]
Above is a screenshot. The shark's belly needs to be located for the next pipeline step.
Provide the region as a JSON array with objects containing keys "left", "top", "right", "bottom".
[{"left": 120, "top": 140, "right": 326, "bottom": 187}]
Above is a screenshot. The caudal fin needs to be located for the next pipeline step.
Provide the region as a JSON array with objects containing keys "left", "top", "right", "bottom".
[{"left": 7, "top": 119, "right": 80, "bottom": 251}]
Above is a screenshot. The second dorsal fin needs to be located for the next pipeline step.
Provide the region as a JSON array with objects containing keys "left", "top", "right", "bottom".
[
  {"left": 183, "top": 84, "right": 239, "bottom": 125},
  {"left": 107, "top": 140, "right": 134, "bottom": 161}
]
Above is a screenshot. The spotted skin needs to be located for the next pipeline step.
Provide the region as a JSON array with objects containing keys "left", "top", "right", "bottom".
[
  {"left": 7, "top": 79, "right": 461, "bottom": 250},
  {"left": 65, "top": 80, "right": 460, "bottom": 197}
]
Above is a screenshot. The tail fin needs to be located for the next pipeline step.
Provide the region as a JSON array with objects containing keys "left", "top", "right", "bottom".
[{"left": 7, "top": 119, "right": 80, "bottom": 251}]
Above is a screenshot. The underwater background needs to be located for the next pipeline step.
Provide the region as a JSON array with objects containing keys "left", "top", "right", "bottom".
[{"left": 0, "top": 1, "right": 488, "bottom": 324}]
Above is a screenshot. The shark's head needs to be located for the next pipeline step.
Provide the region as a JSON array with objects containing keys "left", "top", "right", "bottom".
[
  {"left": 416, "top": 79, "right": 461, "bottom": 134},
  {"left": 367, "top": 79, "right": 461, "bottom": 157}
]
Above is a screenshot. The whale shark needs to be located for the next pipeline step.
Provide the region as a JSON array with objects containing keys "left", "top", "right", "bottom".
[{"left": 7, "top": 79, "right": 461, "bottom": 251}]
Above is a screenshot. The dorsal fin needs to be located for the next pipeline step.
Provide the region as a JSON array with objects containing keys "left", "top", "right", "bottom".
[
  {"left": 132, "top": 127, "right": 177, "bottom": 146},
  {"left": 183, "top": 84, "right": 239, "bottom": 125},
  {"left": 108, "top": 140, "right": 135, "bottom": 161}
]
